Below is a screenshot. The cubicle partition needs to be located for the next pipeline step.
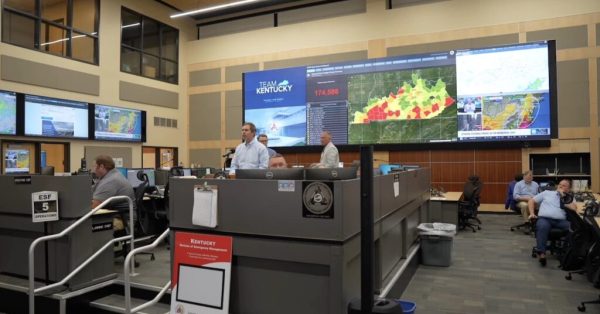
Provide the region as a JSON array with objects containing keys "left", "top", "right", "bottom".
[
  {"left": 168, "top": 168, "right": 430, "bottom": 314},
  {"left": 0, "top": 175, "right": 116, "bottom": 291}
]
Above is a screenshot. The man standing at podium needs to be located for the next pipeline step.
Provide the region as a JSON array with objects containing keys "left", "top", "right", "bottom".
[{"left": 230, "top": 122, "right": 269, "bottom": 173}]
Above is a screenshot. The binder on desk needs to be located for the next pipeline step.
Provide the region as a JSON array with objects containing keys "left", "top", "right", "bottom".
[{"left": 192, "top": 183, "right": 218, "bottom": 228}]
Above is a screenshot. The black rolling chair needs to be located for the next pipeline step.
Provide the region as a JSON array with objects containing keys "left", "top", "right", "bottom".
[
  {"left": 458, "top": 175, "right": 482, "bottom": 232},
  {"left": 573, "top": 202, "right": 600, "bottom": 312},
  {"left": 115, "top": 171, "right": 155, "bottom": 261}
]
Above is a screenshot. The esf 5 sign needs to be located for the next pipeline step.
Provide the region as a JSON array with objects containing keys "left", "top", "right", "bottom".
[{"left": 31, "top": 191, "right": 59, "bottom": 222}]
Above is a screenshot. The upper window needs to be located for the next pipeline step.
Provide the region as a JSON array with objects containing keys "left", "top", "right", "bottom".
[
  {"left": 120, "top": 7, "right": 178, "bottom": 84},
  {"left": 1, "top": 0, "right": 99, "bottom": 64}
]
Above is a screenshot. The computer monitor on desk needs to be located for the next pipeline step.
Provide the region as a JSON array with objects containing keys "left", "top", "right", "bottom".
[
  {"left": 235, "top": 168, "right": 304, "bottom": 180},
  {"left": 305, "top": 167, "right": 358, "bottom": 181},
  {"left": 41, "top": 166, "right": 55, "bottom": 175},
  {"left": 127, "top": 169, "right": 156, "bottom": 187},
  {"left": 182, "top": 168, "right": 192, "bottom": 176}
]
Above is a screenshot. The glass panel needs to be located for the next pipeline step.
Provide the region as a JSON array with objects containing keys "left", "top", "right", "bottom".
[
  {"left": 72, "top": 0, "right": 97, "bottom": 33},
  {"left": 142, "top": 53, "right": 159, "bottom": 79},
  {"left": 161, "top": 26, "right": 178, "bottom": 61},
  {"left": 41, "top": 0, "right": 67, "bottom": 23},
  {"left": 3, "top": 0, "right": 35, "bottom": 15},
  {"left": 161, "top": 59, "right": 178, "bottom": 84},
  {"left": 121, "top": 9, "right": 141, "bottom": 48},
  {"left": 142, "top": 17, "right": 159, "bottom": 55},
  {"left": 72, "top": 32, "right": 96, "bottom": 63},
  {"left": 2, "top": 10, "right": 35, "bottom": 49},
  {"left": 40, "top": 22, "right": 68, "bottom": 57},
  {"left": 121, "top": 47, "right": 140, "bottom": 75}
]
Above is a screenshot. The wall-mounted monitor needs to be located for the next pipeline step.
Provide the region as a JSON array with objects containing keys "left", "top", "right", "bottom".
[
  {"left": 0, "top": 90, "right": 17, "bottom": 135},
  {"left": 4, "top": 149, "right": 30, "bottom": 174},
  {"left": 94, "top": 104, "right": 145, "bottom": 142},
  {"left": 243, "top": 41, "right": 556, "bottom": 149},
  {"left": 24, "top": 95, "right": 89, "bottom": 139}
]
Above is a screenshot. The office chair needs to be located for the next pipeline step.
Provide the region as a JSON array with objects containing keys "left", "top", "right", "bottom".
[
  {"left": 458, "top": 175, "right": 482, "bottom": 232},
  {"left": 115, "top": 171, "right": 155, "bottom": 261}
]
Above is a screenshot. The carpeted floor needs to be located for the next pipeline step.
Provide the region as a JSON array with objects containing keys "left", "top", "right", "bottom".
[{"left": 401, "top": 214, "right": 600, "bottom": 314}]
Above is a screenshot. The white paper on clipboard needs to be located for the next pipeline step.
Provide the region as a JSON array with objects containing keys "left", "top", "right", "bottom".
[{"left": 192, "top": 185, "right": 218, "bottom": 228}]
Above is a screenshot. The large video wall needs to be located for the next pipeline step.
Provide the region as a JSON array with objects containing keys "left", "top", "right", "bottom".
[{"left": 243, "top": 41, "right": 557, "bottom": 148}]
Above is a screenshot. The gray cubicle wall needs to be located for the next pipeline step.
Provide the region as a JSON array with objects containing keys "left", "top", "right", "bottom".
[
  {"left": 0, "top": 175, "right": 116, "bottom": 290},
  {"left": 169, "top": 168, "right": 430, "bottom": 314}
]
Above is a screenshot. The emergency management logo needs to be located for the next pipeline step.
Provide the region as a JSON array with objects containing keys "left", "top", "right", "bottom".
[
  {"left": 302, "top": 181, "right": 334, "bottom": 219},
  {"left": 256, "top": 80, "right": 294, "bottom": 95}
]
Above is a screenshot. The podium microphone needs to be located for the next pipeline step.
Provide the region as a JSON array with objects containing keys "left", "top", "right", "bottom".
[{"left": 222, "top": 148, "right": 235, "bottom": 157}]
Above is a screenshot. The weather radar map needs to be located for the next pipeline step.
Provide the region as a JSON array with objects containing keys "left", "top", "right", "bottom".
[
  {"left": 456, "top": 46, "right": 551, "bottom": 138},
  {"left": 348, "top": 67, "right": 457, "bottom": 144}
]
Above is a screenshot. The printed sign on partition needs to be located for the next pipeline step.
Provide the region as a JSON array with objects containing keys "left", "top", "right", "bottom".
[
  {"left": 31, "top": 191, "right": 59, "bottom": 222},
  {"left": 171, "top": 232, "right": 232, "bottom": 314}
]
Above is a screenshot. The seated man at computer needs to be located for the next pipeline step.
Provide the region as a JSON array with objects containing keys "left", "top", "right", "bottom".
[
  {"left": 513, "top": 170, "right": 539, "bottom": 223},
  {"left": 91, "top": 155, "right": 135, "bottom": 211},
  {"left": 230, "top": 122, "right": 269, "bottom": 174},
  {"left": 269, "top": 153, "right": 288, "bottom": 168},
  {"left": 528, "top": 179, "right": 576, "bottom": 266}
]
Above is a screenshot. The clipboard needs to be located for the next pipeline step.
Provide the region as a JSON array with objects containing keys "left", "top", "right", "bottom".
[{"left": 192, "top": 182, "right": 218, "bottom": 228}]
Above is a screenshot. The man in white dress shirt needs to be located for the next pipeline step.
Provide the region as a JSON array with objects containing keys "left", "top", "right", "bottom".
[
  {"left": 314, "top": 130, "right": 339, "bottom": 168},
  {"left": 230, "top": 122, "right": 269, "bottom": 174}
]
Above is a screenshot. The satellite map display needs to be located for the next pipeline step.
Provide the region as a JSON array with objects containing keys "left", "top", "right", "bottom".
[
  {"left": 347, "top": 67, "right": 457, "bottom": 144},
  {"left": 482, "top": 93, "right": 543, "bottom": 130},
  {"left": 95, "top": 105, "right": 142, "bottom": 140}
]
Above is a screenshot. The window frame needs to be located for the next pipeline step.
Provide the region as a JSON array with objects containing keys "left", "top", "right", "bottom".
[
  {"left": 120, "top": 7, "right": 179, "bottom": 85},
  {"left": 1, "top": 0, "right": 100, "bottom": 65}
]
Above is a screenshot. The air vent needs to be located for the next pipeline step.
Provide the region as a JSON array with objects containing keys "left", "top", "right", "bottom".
[{"left": 154, "top": 116, "right": 178, "bottom": 129}]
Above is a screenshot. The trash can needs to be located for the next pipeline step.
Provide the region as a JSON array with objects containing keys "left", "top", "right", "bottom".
[{"left": 418, "top": 223, "right": 456, "bottom": 267}]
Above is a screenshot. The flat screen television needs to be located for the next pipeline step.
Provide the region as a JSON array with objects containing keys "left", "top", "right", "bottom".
[
  {"left": 4, "top": 149, "right": 30, "bottom": 174},
  {"left": 24, "top": 94, "right": 89, "bottom": 139},
  {"left": 235, "top": 168, "right": 305, "bottom": 180},
  {"left": 0, "top": 90, "right": 17, "bottom": 135},
  {"left": 243, "top": 40, "right": 556, "bottom": 149},
  {"left": 94, "top": 104, "right": 145, "bottom": 142},
  {"left": 304, "top": 167, "right": 358, "bottom": 181}
]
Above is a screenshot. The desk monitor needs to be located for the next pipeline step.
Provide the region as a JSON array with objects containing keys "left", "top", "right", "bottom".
[
  {"left": 402, "top": 165, "right": 421, "bottom": 171},
  {"left": 192, "top": 167, "right": 216, "bottom": 178},
  {"left": 182, "top": 168, "right": 192, "bottom": 176},
  {"left": 126, "top": 168, "right": 156, "bottom": 187},
  {"left": 41, "top": 166, "right": 55, "bottom": 175},
  {"left": 305, "top": 167, "right": 358, "bottom": 181},
  {"left": 116, "top": 167, "right": 128, "bottom": 178},
  {"left": 235, "top": 168, "right": 304, "bottom": 180},
  {"left": 379, "top": 164, "right": 402, "bottom": 175}
]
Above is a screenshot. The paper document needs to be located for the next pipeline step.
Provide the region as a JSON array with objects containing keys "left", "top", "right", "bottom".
[{"left": 192, "top": 188, "right": 218, "bottom": 228}]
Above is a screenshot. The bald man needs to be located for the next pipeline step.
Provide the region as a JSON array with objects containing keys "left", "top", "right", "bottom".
[{"left": 316, "top": 131, "right": 339, "bottom": 168}]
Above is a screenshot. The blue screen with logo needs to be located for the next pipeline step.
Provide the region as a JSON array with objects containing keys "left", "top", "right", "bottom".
[{"left": 244, "top": 67, "right": 308, "bottom": 146}]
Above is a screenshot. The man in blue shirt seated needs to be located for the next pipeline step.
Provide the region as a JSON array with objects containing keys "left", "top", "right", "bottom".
[
  {"left": 528, "top": 179, "right": 577, "bottom": 266},
  {"left": 230, "top": 122, "right": 269, "bottom": 175},
  {"left": 513, "top": 170, "right": 540, "bottom": 223}
]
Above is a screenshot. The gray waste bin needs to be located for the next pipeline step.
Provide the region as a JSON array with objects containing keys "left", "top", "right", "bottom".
[{"left": 418, "top": 223, "right": 456, "bottom": 267}]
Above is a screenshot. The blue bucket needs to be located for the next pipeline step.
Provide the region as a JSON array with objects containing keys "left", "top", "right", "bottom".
[{"left": 397, "top": 300, "right": 416, "bottom": 314}]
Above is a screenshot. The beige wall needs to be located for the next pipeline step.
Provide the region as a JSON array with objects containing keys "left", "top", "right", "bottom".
[
  {"left": 0, "top": 0, "right": 196, "bottom": 171},
  {"left": 185, "top": 0, "right": 600, "bottom": 191}
]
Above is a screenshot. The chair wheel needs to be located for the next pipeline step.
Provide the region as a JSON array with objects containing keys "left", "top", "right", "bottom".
[
  {"left": 565, "top": 274, "right": 572, "bottom": 280},
  {"left": 477, "top": 226, "right": 481, "bottom": 230},
  {"left": 510, "top": 228, "right": 514, "bottom": 231},
  {"left": 578, "top": 304, "right": 585, "bottom": 312},
  {"left": 151, "top": 255, "right": 155, "bottom": 261}
]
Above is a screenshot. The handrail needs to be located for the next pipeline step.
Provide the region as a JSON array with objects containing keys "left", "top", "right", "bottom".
[
  {"left": 124, "top": 228, "right": 170, "bottom": 313},
  {"left": 29, "top": 195, "right": 134, "bottom": 314}
]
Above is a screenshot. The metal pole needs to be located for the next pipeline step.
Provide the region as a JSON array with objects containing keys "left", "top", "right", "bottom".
[{"left": 360, "top": 145, "right": 374, "bottom": 314}]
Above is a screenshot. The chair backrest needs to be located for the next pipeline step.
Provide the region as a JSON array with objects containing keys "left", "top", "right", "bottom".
[
  {"left": 134, "top": 170, "right": 149, "bottom": 205},
  {"left": 463, "top": 175, "right": 482, "bottom": 204}
]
